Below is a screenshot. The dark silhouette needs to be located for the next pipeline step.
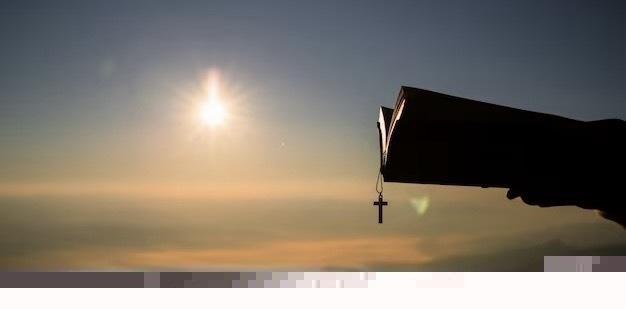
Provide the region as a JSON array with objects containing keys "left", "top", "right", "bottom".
[{"left": 378, "top": 86, "right": 625, "bottom": 228}]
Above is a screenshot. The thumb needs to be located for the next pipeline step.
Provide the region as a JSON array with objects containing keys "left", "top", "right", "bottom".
[
  {"left": 506, "top": 187, "right": 522, "bottom": 200},
  {"left": 596, "top": 210, "right": 626, "bottom": 229}
]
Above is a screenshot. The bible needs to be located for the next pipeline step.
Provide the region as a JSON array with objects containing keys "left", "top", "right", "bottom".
[{"left": 376, "top": 86, "right": 624, "bottom": 211}]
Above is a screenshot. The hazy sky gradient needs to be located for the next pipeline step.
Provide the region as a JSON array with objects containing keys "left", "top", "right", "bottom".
[{"left": 0, "top": 0, "right": 624, "bottom": 270}]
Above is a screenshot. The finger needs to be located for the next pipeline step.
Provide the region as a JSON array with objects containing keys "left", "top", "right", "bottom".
[
  {"left": 506, "top": 188, "right": 521, "bottom": 200},
  {"left": 597, "top": 210, "right": 626, "bottom": 229}
]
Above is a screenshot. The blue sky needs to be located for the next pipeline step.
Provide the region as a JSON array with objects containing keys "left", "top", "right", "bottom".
[{"left": 0, "top": 0, "right": 624, "bottom": 270}]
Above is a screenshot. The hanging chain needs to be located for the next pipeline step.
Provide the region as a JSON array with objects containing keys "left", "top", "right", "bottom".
[{"left": 376, "top": 170, "right": 384, "bottom": 195}]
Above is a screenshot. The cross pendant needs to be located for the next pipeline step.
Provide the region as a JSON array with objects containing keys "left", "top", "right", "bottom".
[{"left": 373, "top": 193, "right": 388, "bottom": 224}]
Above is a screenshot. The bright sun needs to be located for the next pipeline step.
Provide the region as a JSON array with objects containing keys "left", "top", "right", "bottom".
[
  {"left": 195, "top": 69, "right": 231, "bottom": 128},
  {"left": 200, "top": 102, "right": 227, "bottom": 126}
]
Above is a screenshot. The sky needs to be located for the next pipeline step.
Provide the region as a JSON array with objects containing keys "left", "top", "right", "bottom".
[{"left": 0, "top": 0, "right": 624, "bottom": 270}]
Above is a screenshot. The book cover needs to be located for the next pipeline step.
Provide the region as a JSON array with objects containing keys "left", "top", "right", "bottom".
[{"left": 376, "top": 86, "right": 619, "bottom": 191}]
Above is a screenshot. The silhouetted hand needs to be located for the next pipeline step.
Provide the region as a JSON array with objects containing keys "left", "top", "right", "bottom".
[
  {"left": 506, "top": 186, "right": 626, "bottom": 229},
  {"left": 505, "top": 119, "right": 625, "bottom": 229},
  {"left": 597, "top": 210, "right": 626, "bottom": 229}
]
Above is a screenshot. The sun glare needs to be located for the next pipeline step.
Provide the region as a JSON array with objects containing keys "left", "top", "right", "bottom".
[
  {"left": 185, "top": 68, "right": 244, "bottom": 137},
  {"left": 200, "top": 102, "right": 227, "bottom": 126},
  {"left": 199, "top": 71, "right": 228, "bottom": 127}
]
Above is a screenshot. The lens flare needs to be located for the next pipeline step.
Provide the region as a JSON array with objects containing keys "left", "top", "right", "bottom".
[{"left": 410, "top": 196, "right": 430, "bottom": 217}]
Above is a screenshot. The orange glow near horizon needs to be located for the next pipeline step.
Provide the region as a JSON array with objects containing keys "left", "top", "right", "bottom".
[{"left": 0, "top": 180, "right": 373, "bottom": 202}]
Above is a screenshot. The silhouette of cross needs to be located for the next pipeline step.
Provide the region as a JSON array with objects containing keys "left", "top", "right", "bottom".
[{"left": 373, "top": 193, "right": 388, "bottom": 223}]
